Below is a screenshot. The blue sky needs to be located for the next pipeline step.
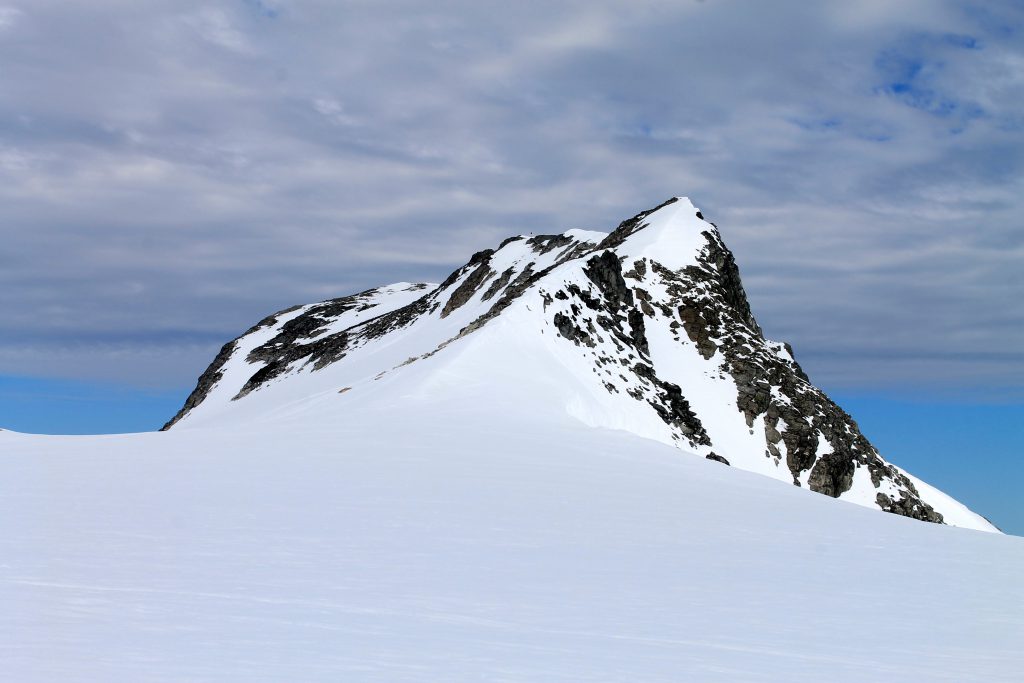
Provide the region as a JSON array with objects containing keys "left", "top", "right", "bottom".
[{"left": 0, "top": 1, "right": 1021, "bottom": 531}]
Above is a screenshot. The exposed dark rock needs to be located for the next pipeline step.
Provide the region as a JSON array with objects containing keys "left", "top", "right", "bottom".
[
  {"left": 623, "top": 259, "right": 647, "bottom": 280},
  {"left": 807, "top": 451, "right": 856, "bottom": 497},
  {"left": 677, "top": 304, "right": 718, "bottom": 360},
  {"left": 481, "top": 267, "right": 516, "bottom": 302},
  {"left": 782, "top": 342, "right": 810, "bottom": 382},
  {"left": 498, "top": 235, "right": 525, "bottom": 249},
  {"left": 553, "top": 312, "right": 594, "bottom": 347},
  {"left": 441, "top": 261, "right": 495, "bottom": 318},
  {"left": 236, "top": 359, "right": 290, "bottom": 397},
  {"left": 469, "top": 248, "right": 495, "bottom": 265},
  {"left": 435, "top": 249, "right": 495, "bottom": 295},
  {"left": 455, "top": 240, "right": 602, "bottom": 340},
  {"left": 252, "top": 311, "right": 332, "bottom": 356},
  {"left": 229, "top": 291, "right": 391, "bottom": 398},
  {"left": 632, "top": 362, "right": 711, "bottom": 445},
  {"left": 613, "top": 204, "right": 940, "bottom": 519},
  {"left": 584, "top": 251, "right": 633, "bottom": 311},
  {"left": 162, "top": 300, "right": 317, "bottom": 428},
  {"left": 627, "top": 309, "right": 649, "bottom": 356},
  {"left": 706, "top": 453, "right": 730, "bottom": 465},
  {"left": 689, "top": 230, "right": 761, "bottom": 336},
  {"left": 241, "top": 305, "right": 304, "bottom": 337},
  {"left": 230, "top": 288, "right": 438, "bottom": 400},
  {"left": 566, "top": 284, "right": 602, "bottom": 311},
  {"left": 366, "top": 294, "right": 434, "bottom": 339},
  {"left": 160, "top": 340, "right": 238, "bottom": 430},
  {"left": 877, "top": 492, "right": 944, "bottom": 524},
  {"left": 527, "top": 234, "right": 575, "bottom": 255},
  {"left": 505, "top": 263, "right": 537, "bottom": 293}
]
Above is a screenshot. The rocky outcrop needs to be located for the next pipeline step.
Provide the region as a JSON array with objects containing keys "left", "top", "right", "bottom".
[
  {"left": 583, "top": 251, "right": 634, "bottom": 310},
  {"left": 161, "top": 339, "right": 239, "bottom": 431},
  {"left": 441, "top": 251, "right": 495, "bottom": 318},
  {"left": 877, "top": 490, "right": 943, "bottom": 523},
  {"left": 544, "top": 249, "right": 712, "bottom": 448},
  {"left": 538, "top": 202, "right": 942, "bottom": 522}
]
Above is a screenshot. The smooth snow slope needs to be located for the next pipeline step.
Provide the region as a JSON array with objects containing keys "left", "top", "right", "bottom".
[{"left": 2, "top": 398, "right": 1022, "bottom": 681}]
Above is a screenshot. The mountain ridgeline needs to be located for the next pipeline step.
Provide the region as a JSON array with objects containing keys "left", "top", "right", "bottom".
[{"left": 164, "top": 197, "right": 984, "bottom": 528}]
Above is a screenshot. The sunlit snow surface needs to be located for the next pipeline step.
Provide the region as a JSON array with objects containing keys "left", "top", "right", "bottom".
[
  {"left": 2, "top": 398, "right": 1022, "bottom": 681},
  {"left": 3, "top": 197, "right": 1019, "bottom": 680}
]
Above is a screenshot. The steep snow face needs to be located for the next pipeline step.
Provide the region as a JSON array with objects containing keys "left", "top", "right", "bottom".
[
  {"left": 165, "top": 198, "right": 996, "bottom": 532},
  {"left": 605, "top": 196, "right": 710, "bottom": 270}
]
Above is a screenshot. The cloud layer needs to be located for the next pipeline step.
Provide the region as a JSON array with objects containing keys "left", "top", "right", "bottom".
[{"left": 1, "top": 0, "right": 1021, "bottom": 399}]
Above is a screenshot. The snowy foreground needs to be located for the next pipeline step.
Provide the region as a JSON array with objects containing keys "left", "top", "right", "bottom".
[
  {"left": 3, "top": 400, "right": 1022, "bottom": 682},
  {"left": 4, "top": 197, "right": 1020, "bottom": 679}
]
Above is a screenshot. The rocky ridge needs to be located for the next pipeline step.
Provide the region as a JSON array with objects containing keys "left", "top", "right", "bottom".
[{"left": 166, "top": 198, "right": 947, "bottom": 525}]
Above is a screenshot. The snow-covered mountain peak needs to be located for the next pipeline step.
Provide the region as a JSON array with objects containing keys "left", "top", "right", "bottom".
[
  {"left": 163, "top": 198, "right": 998, "bottom": 533},
  {"left": 596, "top": 196, "right": 713, "bottom": 271},
  {"left": 563, "top": 227, "right": 608, "bottom": 242}
]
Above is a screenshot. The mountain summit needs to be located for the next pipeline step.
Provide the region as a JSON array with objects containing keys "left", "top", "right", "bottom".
[{"left": 165, "top": 197, "right": 994, "bottom": 532}]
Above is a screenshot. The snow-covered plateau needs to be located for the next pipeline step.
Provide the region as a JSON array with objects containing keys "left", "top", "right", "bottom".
[{"left": 3, "top": 198, "right": 1021, "bottom": 681}]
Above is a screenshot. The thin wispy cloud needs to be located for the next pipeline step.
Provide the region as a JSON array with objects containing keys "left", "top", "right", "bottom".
[{"left": 0, "top": 0, "right": 1021, "bottom": 398}]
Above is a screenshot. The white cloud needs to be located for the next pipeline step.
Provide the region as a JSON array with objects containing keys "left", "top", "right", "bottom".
[
  {"left": 0, "top": 6, "right": 21, "bottom": 31},
  {"left": 184, "top": 7, "right": 252, "bottom": 54},
  {"left": 0, "top": 0, "right": 1021, "bottom": 399}
]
